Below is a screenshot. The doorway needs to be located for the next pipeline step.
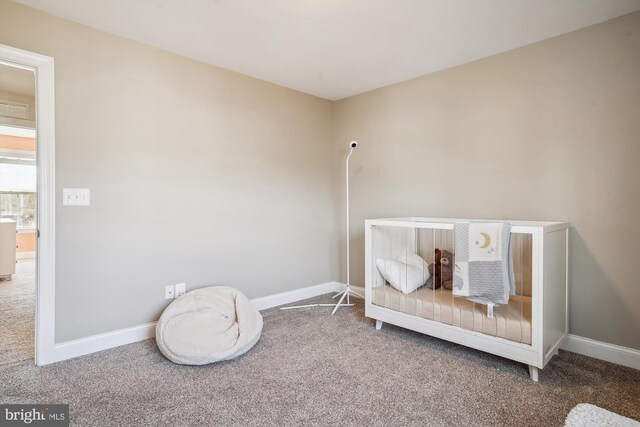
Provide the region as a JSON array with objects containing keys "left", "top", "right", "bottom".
[
  {"left": 0, "top": 80, "right": 37, "bottom": 362},
  {"left": 0, "top": 44, "right": 55, "bottom": 366}
]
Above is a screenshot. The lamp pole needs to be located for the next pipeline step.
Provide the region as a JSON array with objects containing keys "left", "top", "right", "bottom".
[
  {"left": 280, "top": 141, "right": 362, "bottom": 312},
  {"left": 330, "top": 141, "right": 363, "bottom": 315}
]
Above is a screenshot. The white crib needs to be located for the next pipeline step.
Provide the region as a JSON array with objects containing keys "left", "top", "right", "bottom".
[{"left": 364, "top": 217, "right": 569, "bottom": 381}]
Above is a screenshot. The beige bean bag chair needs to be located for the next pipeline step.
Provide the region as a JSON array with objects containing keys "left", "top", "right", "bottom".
[{"left": 156, "top": 286, "right": 263, "bottom": 365}]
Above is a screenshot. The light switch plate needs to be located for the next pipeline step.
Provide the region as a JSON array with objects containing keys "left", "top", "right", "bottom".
[
  {"left": 63, "top": 188, "right": 90, "bottom": 206},
  {"left": 78, "top": 189, "right": 90, "bottom": 206}
]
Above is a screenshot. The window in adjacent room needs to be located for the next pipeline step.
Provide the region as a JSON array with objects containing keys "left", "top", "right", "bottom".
[{"left": 0, "top": 150, "right": 36, "bottom": 230}]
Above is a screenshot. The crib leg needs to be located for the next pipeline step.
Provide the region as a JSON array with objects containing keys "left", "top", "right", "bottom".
[
  {"left": 528, "top": 365, "right": 539, "bottom": 382},
  {"left": 375, "top": 320, "right": 383, "bottom": 330}
]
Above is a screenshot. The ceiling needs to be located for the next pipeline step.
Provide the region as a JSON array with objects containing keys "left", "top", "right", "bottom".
[
  {"left": 0, "top": 63, "right": 35, "bottom": 98},
  {"left": 14, "top": 0, "right": 640, "bottom": 100}
]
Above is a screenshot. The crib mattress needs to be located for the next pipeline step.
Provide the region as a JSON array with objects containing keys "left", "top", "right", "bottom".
[{"left": 372, "top": 285, "right": 532, "bottom": 345}]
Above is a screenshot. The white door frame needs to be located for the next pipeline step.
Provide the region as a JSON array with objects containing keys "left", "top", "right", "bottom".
[{"left": 0, "top": 43, "right": 56, "bottom": 366}]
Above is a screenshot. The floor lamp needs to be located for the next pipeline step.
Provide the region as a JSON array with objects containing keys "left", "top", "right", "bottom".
[
  {"left": 330, "top": 141, "right": 364, "bottom": 315},
  {"left": 280, "top": 141, "right": 361, "bottom": 312}
]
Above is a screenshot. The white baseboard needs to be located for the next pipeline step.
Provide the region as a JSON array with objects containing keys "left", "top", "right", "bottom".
[
  {"left": 251, "top": 281, "right": 344, "bottom": 310},
  {"left": 350, "top": 285, "right": 365, "bottom": 296},
  {"left": 52, "top": 281, "right": 345, "bottom": 363},
  {"left": 16, "top": 251, "right": 35, "bottom": 260},
  {"left": 54, "top": 322, "right": 157, "bottom": 363},
  {"left": 561, "top": 334, "right": 640, "bottom": 370}
]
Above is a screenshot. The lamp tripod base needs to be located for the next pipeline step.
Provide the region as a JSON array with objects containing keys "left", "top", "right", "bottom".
[
  {"left": 330, "top": 285, "right": 364, "bottom": 315},
  {"left": 279, "top": 284, "right": 363, "bottom": 313},
  {"left": 280, "top": 303, "right": 354, "bottom": 310}
]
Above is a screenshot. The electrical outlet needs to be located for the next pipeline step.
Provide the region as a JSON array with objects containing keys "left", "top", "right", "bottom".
[
  {"left": 175, "top": 283, "right": 186, "bottom": 297},
  {"left": 165, "top": 284, "right": 175, "bottom": 299}
]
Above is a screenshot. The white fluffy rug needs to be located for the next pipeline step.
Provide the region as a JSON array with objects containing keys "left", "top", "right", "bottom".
[{"left": 565, "top": 404, "right": 640, "bottom": 427}]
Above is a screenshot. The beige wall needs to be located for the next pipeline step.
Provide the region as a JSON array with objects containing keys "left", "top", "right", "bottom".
[
  {"left": 334, "top": 11, "right": 640, "bottom": 349},
  {"left": 0, "top": 0, "right": 335, "bottom": 342}
]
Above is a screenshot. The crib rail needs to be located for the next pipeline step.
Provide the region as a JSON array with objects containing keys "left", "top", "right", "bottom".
[{"left": 368, "top": 223, "right": 533, "bottom": 345}]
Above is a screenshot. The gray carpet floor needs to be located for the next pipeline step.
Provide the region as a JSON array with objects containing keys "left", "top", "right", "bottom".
[
  {"left": 0, "top": 259, "right": 35, "bottom": 364},
  {"left": 1, "top": 270, "right": 639, "bottom": 426}
]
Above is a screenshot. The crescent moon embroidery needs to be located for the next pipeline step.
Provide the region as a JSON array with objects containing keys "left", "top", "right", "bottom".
[{"left": 480, "top": 232, "right": 491, "bottom": 249}]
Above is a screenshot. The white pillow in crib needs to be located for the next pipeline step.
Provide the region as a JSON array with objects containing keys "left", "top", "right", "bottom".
[
  {"left": 376, "top": 250, "right": 430, "bottom": 294},
  {"left": 396, "top": 248, "right": 429, "bottom": 268}
]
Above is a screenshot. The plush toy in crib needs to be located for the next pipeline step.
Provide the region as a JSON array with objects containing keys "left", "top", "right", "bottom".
[{"left": 425, "top": 249, "right": 454, "bottom": 290}]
